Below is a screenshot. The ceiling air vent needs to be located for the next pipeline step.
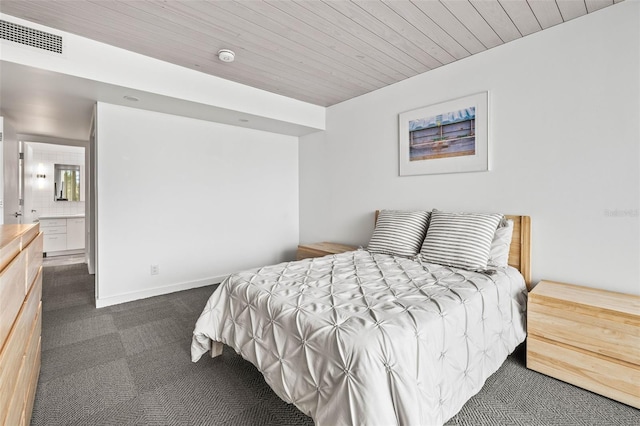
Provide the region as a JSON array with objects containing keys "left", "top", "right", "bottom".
[{"left": 0, "top": 20, "right": 62, "bottom": 54}]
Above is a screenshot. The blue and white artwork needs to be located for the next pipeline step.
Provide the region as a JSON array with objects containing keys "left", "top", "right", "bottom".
[
  {"left": 398, "top": 92, "right": 488, "bottom": 176},
  {"left": 408, "top": 107, "right": 476, "bottom": 161}
]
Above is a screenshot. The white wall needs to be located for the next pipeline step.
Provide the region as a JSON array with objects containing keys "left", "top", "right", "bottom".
[
  {"left": 95, "top": 102, "right": 299, "bottom": 307},
  {"left": 299, "top": 2, "right": 639, "bottom": 295}
]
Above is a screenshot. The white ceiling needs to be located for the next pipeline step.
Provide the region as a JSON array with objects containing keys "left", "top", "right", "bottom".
[
  {"left": 1, "top": 62, "right": 98, "bottom": 141},
  {"left": 0, "top": 0, "right": 623, "bottom": 141},
  {"left": 0, "top": 61, "right": 320, "bottom": 141}
]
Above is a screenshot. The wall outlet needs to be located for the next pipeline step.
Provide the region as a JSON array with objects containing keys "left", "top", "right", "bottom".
[{"left": 150, "top": 264, "right": 159, "bottom": 275}]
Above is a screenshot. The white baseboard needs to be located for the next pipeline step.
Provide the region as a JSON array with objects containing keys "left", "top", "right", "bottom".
[{"left": 95, "top": 275, "right": 227, "bottom": 308}]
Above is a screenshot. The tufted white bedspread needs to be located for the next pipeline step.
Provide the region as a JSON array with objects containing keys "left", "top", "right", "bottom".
[{"left": 191, "top": 250, "right": 527, "bottom": 426}]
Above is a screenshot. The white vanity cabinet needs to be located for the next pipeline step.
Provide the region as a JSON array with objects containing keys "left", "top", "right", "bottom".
[
  {"left": 66, "top": 218, "right": 85, "bottom": 250},
  {"left": 39, "top": 218, "right": 67, "bottom": 253},
  {"left": 39, "top": 216, "right": 85, "bottom": 255}
]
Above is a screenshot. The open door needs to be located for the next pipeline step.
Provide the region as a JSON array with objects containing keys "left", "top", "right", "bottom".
[
  {"left": 22, "top": 144, "right": 38, "bottom": 225},
  {"left": 1, "top": 117, "right": 22, "bottom": 224}
]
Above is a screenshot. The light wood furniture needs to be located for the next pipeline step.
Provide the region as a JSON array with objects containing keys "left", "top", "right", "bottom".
[
  {"left": 296, "top": 242, "right": 358, "bottom": 260},
  {"left": 503, "top": 215, "right": 531, "bottom": 288},
  {"left": 0, "top": 223, "right": 43, "bottom": 425},
  {"left": 527, "top": 280, "right": 640, "bottom": 408},
  {"left": 373, "top": 210, "right": 532, "bottom": 289}
]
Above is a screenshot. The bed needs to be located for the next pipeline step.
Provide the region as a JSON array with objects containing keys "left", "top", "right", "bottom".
[{"left": 192, "top": 210, "right": 531, "bottom": 425}]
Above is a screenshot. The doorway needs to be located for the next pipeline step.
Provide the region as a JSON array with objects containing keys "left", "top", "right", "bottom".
[{"left": 22, "top": 142, "right": 87, "bottom": 265}]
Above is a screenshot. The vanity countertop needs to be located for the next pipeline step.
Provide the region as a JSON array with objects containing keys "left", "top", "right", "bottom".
[{"left": 37, "top": 214, "right": 85, "bottom": 220}]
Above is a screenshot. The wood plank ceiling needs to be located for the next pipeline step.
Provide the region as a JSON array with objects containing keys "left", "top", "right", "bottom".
[{"left": 0, "top": 0, "right": 623, "bottom": 107}]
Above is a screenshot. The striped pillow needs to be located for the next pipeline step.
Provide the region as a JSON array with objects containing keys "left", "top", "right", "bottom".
[
  {"left": 420, "top": 210, "right": 503, "bottom": 271},
  {"left": 367, "top": 210, "right": 430, "bottom": 257}
]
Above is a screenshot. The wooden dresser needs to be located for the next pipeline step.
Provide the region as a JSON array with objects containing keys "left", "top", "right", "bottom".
[
  {"left": 296, "top": 242, "right": 358, "bottom": 260},
  {"left": 527, "top": 280, "right": 640, "bottom": 408},
  {"left": 0, "top": 223, "right": 43, "bottom": 425}
]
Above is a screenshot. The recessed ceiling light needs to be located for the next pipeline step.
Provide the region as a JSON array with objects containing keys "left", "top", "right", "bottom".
[
  {"left": 218, "top": 49, "right": 235, "bottom": 63},
  {"left": 123, "top": 95, "right": 139, "bottom": 102}
]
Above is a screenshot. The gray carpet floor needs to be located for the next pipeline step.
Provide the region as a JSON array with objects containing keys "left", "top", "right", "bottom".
[{"left": 32, "top": 263, "right": 639, "bottom": 425}]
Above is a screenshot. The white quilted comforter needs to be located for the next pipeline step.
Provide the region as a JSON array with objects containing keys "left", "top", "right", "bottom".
[{"left": 192, "top": 250, "right": 527, "bottom": 425}]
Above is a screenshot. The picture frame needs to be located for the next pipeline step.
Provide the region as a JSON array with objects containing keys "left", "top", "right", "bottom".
[{"left": 399, "top": 92, "right": 488, "bottom": 176}]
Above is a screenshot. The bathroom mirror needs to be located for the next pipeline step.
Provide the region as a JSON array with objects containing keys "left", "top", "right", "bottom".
[{"left": 54, "top": 164, "right": 81, "bottom": 201}]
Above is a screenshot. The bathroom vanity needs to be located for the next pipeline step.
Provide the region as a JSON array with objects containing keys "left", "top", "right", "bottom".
[{"left": 38, "top": 215, "right": 85, "bottom": 256}]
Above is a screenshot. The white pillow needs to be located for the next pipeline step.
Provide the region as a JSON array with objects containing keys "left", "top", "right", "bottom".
[
  {"left": 488, "top": 218, "right": 514, "bottom": 268},
  {"left": 420, "top": 210, "right": 503, "bottom": 271},
  {"left": 367, "top": 210, "right": 430, "bottom": 257}
]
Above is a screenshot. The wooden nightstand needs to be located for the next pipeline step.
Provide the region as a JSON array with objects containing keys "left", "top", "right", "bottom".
[
  {"left": 296, "top": 242, "right": 358, "bottom": 261},
  {"left": 527, "top": 280, "right": 640, "bottom": 408}
]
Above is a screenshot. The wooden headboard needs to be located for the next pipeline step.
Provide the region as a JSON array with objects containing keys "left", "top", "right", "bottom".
[
  {"left": 504, "top": 215, "right": 531, "bottom": 289},
  {"left": 374, "top": 211, "right": 532, "bottom": 290}
]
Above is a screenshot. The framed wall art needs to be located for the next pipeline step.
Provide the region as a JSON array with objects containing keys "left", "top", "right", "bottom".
[{"left": 399, "top": 92, "right": 488, "bottom": 176}]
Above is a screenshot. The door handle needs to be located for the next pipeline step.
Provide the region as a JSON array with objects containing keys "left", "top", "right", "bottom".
[{"left": 13, "top": 212, "right": 22, "bottom": 217}]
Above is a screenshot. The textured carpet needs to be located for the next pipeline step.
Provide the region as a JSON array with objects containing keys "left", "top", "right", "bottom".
[{"left": 32, "top": 263, "right": 639, "bottom": 425}]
